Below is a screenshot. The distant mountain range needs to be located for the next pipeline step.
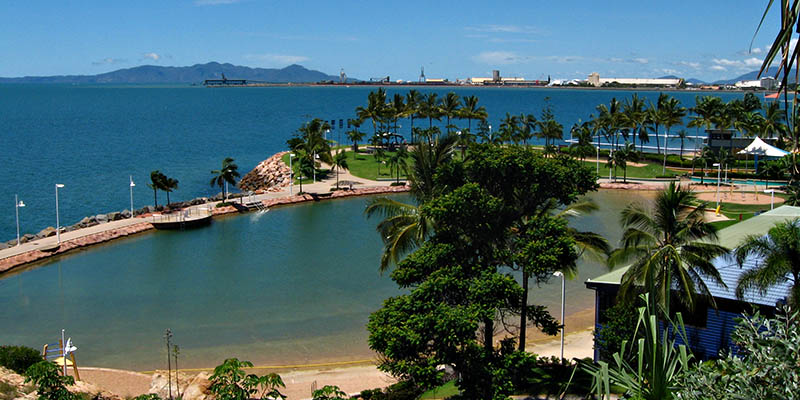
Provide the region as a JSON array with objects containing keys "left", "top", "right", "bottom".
[
  {"left": 658, "top": 66, "right": 790, "bottom": 85},
  {"left": 0, "top": 62, "right": 344, "bottom": 84}
]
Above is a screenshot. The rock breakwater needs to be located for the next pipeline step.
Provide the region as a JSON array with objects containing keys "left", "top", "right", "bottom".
[{"left": 239, "top": 151, "right": 291, "bottom": 193}]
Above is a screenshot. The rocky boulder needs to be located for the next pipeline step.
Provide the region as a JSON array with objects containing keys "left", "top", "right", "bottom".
[
  {"left": 149, "top": 370, "right": 211, "bottom": 400},
  {"left": 239, "top": 151, "right": 292, "bottom": 193},
  {"left": 95, "top": 214, "right": 108, "bottom": 223},
  {"left": 37, "top": 227, "right": 56, "bottom": 238}
]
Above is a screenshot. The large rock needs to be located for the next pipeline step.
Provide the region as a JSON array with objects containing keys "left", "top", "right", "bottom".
[
  {"left": 107, "top": 212, "right": 121, "bottom": 221},
  {"left": 95, "top": 214, "right": 108, "bottom": 223},
  {"left": 37, "top": 226, "right": 57, "bottom": 238},
  {"left": 20, "top": 234, "right": 35, "bottom": 244}
]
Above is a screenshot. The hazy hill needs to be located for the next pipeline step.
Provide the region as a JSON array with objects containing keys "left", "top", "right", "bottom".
[
  {"left": 711, "top": 66, "right": 790, "bottom": 85},
  {"left": 0, "top": 62, "right": 344, "bottom": 84}
]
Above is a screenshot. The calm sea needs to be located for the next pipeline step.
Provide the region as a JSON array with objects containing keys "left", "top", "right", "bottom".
[{"left": 0, "top": 85, "right": 746, "bottom": 241}]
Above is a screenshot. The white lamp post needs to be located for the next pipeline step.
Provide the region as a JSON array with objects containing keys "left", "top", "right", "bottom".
[
  {"left": 55, "top": 184, "right": 64, "bottom": 244},
  {"left": 764, "top": 189, "right": 775, "bottom": 210},
  {"left": 713, "top": 163, "right": 721, "bottom": 209},
  {"left": 129, "top": 176, "right": 135, "bottom": 218},
  {"left": 553, "top": 271, "right": 565, "bottom": 360},
  {"left": 15, "top": 195, "right": 25, "bottom": 246},
  {"left": 289, "top": 153, "right": 296, "bottom": 195}
]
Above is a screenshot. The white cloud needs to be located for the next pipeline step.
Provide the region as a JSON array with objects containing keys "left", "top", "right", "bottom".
[
  {"left": 244, "top": 53, "right": 310, "bottom": 65},
  {"left": 545, "top": 55, "right": 582, "bottom": 63},
  {"left": 661, "top": 68, "right": 679, "bottom": 75},
  {"left": 195, "top": 0, "right": 239, "bottom": 5},
  {"left": 710, "top": 65, "right": 726, "bottom": 71},
  {"left": 743, "top": 57, "right": 763, "bottom": 67},
  {"left": 142, "top": 52, "right": 161, "bottom": 61},
  {"left": 751, "top": 47, "right": 763, "bottom": 54},
  {"left": 632, "top": 57, "right": 649, "bottom": 64},
  {"left": 608, "top": 57, "right": 624, "bottom": 63},
  {"left": 91, "top": 57, "right": 126, "bottom": 66},
  {"left": 678, "top": 61, "right": 701, "bottom": 69},
  {"left": 467, "top": 24, "right": 539, "bottom": 34},
  {"left": 473, "top": 51, "right": 528, "bottom": 65},
  {"left": 712, "top": 58, "right": 740, "bottom": 67}
]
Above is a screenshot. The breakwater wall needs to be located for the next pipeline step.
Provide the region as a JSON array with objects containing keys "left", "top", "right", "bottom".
[{"left": 0, "top": 185, "right": 410, "bottom": 275}]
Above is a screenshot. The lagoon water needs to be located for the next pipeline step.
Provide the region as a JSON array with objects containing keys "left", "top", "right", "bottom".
[
  {"left": 0, "top": 84, "right": 715, "bottom": 369},
  {"left": 1, "top": 85, "right": 744, "bottom": 240},
  {"left": 0, "top": 190, "right": 653, "bottom": 370}
]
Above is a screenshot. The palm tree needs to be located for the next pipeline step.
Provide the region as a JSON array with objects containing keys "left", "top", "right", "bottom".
[
  {"left": 296, "top": 119, "right": 334, "bottom": 178},
  {"left": 356, "top": 88, "right": 387, "bottom": 138},
  {"left": 477, "top": 120, "right": 502, "bottom": 145},
  {"left": 420, "top": 93, "right": 442, "bottom": 130},
  {"left": 647, "top": 93, "right": 669, "bottom": 155},
  {"left": 786, "top": 183, "right": 800, "bottom": 206},
  {"left": 695, "top": 146, "right": 717, "bottom": 185},
  {"left": 164, "top": 176, "right": 179, "bottom": 205},
  {"left": 455, "top": 128, "right": 476, "bottom": 159},
  {"left": 676, "top": 129, "right": 688, "bottom": 160},
  {"left": 405, "top": 90, "right": 422, "bottom": 141},
  {"left": 608, "top": 182, "right": 729, "bottom": 317},
  {"left": 569, "top": 121, "right": 595, "bottom": 161},
  {"left": 617, "top": 142, "right": 638, "bottom": 183},
  {"left": 346, "top": 119, "right": 365, "bottom": 156},
  {"left": 390, "top": 93, "right": 406, "bottom": 136},
  {"left": 387, "top": 145, "right": 409, "bottom": 183},
  {"left": 734, "top": 218, "right": 800, "bottom": 309},
  {"left": 148, "top": 170, "right": 166, "bottom": 208},
  {"left": 460, "top": 95, "right": 488, "bottom": 132},
  {"left": 210, "top": 157, "right": 240, "bottom": 200},
  {"left": 365, "top": 135, "right": 457, "bottom": 271},
  {"left": 499, "top": 113, "right": 519, "bottom": 144},
  {"left": 761, "top": 101, "right": 787, "bottom": 140},
  {"left": 759, "top": 160, "right": 785, "bottom": 190},
  {"left": 441, "top": 92, "right": 461, "bottom": 133},
  {"left": 623, "top": 94, "right": 648, "bottom": 152},
  {"left": 659, "top": 95, "right": 687, "bottom": 174},
  {"left": 374, "top": 146, "right": 386, "bottom": 178},
  {"left": 331, "top": 149, "right": 349, "bottom": 190}
]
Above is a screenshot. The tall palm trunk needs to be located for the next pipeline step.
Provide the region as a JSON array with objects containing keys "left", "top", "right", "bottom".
[
  {"left": 519, "top": 269, "right": 529, "bottom": 351},
  {"left": 655, "top": 123, "right": 661, "bottom": 154}
]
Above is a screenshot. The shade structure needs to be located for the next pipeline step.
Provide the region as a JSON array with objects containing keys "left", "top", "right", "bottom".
[{"left": 737, "top": 136, "right": 790, "bottom": 158}]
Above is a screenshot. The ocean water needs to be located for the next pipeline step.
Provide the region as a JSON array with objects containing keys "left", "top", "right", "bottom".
[
  {"left": 0, "top": 85, "right": 745, "bottom": 241},
  {"left": 0, "top": 190, "right": 653, "bottom": 370}
]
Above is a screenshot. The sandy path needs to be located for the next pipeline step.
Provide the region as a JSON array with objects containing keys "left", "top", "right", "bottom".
[{"left": 696, "top": 189, "right": 785, "bottom": 206}]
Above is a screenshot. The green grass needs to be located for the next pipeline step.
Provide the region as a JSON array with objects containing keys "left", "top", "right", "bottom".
[
  {"left": 582, "top": 160, "right": 681, "bottom": 180},
  {"left": 418, "top": 380, "right": 459, "bottom": 400},
  {"left": 345, "top": 151, "right": 406, "bottom": 181}
]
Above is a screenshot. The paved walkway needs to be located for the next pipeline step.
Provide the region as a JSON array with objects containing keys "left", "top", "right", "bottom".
[{"left": 0, "top": 157, "right": 395, "bottom": 265}]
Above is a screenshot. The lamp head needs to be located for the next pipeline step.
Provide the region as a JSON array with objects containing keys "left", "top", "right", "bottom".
[
  {"left": 55, "top": 184, "right": 65, "bottom": 188},
  {"left": 17, "top": 201, "right": 25, "bottom": 207},
  {"left": 553, "top": 271, "right": 564, "bottom": 277}
]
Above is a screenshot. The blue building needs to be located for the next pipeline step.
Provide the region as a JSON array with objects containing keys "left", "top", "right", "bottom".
[{"left": 585, "top": 205, "right": 800, "bottom": 360}]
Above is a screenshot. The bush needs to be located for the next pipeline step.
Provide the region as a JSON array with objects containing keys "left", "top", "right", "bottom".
[
  {"left": 358, "top": 381, "right": 422, "bottom": 400},
  {"left": 594, "top": 301, "right": 639, "bottom": 363},
  {"left": 24, "top": 361, "right": 77, "bottom": 400},
  {"left": 0, "top": 345, "right": 42, "bottom": 375}
]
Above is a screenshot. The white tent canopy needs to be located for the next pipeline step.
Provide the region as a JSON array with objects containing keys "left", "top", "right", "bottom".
[{"left": 737, "top": 136, "right": 790, "bottom": 158}]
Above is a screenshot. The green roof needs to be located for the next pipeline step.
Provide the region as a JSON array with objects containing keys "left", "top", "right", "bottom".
[{"left": 586, "top": 205, "right": 800, "bottom": 287}]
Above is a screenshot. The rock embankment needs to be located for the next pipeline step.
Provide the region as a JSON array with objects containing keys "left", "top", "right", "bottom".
[
  {"left": 0, "top": 366, "right": 122, "bottom": 400},
  {"left": 239, "top": 151, "right": 292, "bottom": 193}
]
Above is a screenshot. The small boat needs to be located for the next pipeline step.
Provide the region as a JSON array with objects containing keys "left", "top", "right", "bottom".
[
  {"left": 150, "top": 210, "right": 212, "bottom": 230},
  {"left": 764, "top": 92, "right": 780, "bottom": 99}
]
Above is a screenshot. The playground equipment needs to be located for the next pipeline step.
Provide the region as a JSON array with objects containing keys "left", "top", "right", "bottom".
[{"left": 42, "top": 329, "right": 80, "bottom": 380}]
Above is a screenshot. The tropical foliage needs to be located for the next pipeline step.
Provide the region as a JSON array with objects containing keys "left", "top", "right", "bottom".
[
  {"left": 208, "top": 358, "right": 286, "bottom": 400},
  {"left": 210, "top": 157, "right": 240, "bottom": 199}
]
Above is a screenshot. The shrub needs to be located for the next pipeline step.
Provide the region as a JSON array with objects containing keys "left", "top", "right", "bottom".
[
  {"left": 359, "top": 381, "right": 423, "bottom": 400},
  {"left": 311, "top": 385, "right": 348, "bottom": 400},
  {"left": 0, "top": 345, "right": 42, "bottom": 375},
  {"left": 24, "top": 361, "right": 77, "bottom": 400},
  {"left": 208, "top": 358, "right": 286, "bottom": 400},
  {"left": 594, "top": 301, "right": 639, "bottom": 363},
  {"left": 680, "top": 307, "right": 800, "bottom": 399},
  {"left": 132, "top": 395, "right": 162, "bottom": 400}
]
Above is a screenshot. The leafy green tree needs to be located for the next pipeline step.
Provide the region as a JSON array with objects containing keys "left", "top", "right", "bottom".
[
  {"left": 758, "top": 159, "right": 785, "bottom": 190},
  {"left": 356, "top": 88, "right": 387, "bottom": 138},
  {"left": 455, "top": 128, "right": 476, "bottom": 159},
  {"left": 786, "top": 183, "right": 800, "bottom": 206},
  {"left": 477, "top": 120, "right": 502, "bottom": 145},
  {"left": 405, "top": 90, "right": 422, "bottom": 141},
  {"left": 680, "top": 307, "right": 800, "bottom": 400},
  {"left": 311, "top": 385, "right": 348, "bottom": 400},
  {"left": 615, "top": 142, "right": 638, "bottom": 183},
  {"left": 676, "top": 129, "right": 688, "bottom": 159},
  {"left": 208, "top": 358, "right": 286, "bottom": 400},
  {"left": 24, "top": 361, "right": 77, "bottom": 400},
  {"left": 623, "top": 94, "right": 649, "bottom": 152},
  {"left": 734, "top": 218, "right": 800, "bottom": 309},
  {"left": 0, "top": 345, "right": 42, "bottom": 374},
  {"left": 292, "top": 149, "right": 315, "bottom": 194},
  {"left": 694, "top": 146, "right": 717, "bottom": 184},
  {"left": 331, "top": 149, "right": 349, "bottom": 190},
  {"left": 608, "top": 182, "right": 729, "bottom": 318},
  {"left": 419, "top": 93, "right": 442, "bottom": 131},
  {"left": 210, "top": 157, "right": 240, "bottom": 200},
  {"left": 499, "top": 112, "right": 518, "bottom": 144},
  {"left": 659, "top": 95, "right": 687, "bottom": 174},
  {"left": 148, "top": 170, "right": 167, "bottom": 207},
  {"left": 593, "top": 301, "right": 639, "bottom": 362}
]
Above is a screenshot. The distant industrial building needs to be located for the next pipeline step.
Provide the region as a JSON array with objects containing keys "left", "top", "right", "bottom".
[
  {"left": 734, "top": 77, "right": 778, "bottom": 90},
  {"left": 464, "top": 70, "right": 548, "bottom": 86},
  {"left": 587, "top": 72, "right": 682, "bottom": 87}
]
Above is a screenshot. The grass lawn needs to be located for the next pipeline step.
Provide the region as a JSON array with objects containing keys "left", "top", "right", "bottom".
[
  {"left": 582, "top": 160, "right": 681, "bottom": 180},
  {"left": 346, "top": 151, "right": 406, "bottom": 181},
  {"left": 418, "top": 381, "right": 459, "bottom": 400}
]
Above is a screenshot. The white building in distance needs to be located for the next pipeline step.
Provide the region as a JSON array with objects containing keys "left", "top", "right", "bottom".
[
  {"left": 734, "top": 77, "right": 778, "bottom": 90},
  {"left": 588, "top": 72, "right": 682, "bottom": 87}
]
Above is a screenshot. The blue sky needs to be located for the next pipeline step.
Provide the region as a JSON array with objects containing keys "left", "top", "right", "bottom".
[{"left": 0, "top": 1, "right": 784, "bottom": 82}]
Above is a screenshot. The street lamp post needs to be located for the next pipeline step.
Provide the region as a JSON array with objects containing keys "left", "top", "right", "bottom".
[
  {"left": 553, "top": 271, "right": 565, "bottom": 360},
  {"left": 713, "top": 163, "right": 721, "bottom": 209},
  {"left": 15, "top": 195, "right": 25, "bottom": 246},
  {"left": 289, "top": 153, "right": 296, "bottom": 195},
  {"left": 764, "top": 189, "right": 775, "bottom": 210},
  {"left": 129, "top": 176, "right": 135, "bottom": 218},
  {"left": 55, "top": 184, "right": 64, "bottom": 244}
]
